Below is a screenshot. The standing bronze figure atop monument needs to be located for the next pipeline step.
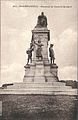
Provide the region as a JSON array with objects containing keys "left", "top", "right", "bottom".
[
  {"left": 35, "top": 12, "right": 48, "bottom": 28},
  {"left": 34, "top": 40, "right": 44, "bottom": 60}
]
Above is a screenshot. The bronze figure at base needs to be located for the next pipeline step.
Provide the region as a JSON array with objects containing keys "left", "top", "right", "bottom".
[{"left": 49, "top": 44, "right": 55, "bottom": 64}]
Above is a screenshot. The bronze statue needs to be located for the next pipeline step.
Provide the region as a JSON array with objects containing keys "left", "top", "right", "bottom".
[
  {"left": 36, "top": 12, "right": 47, "bottom": 28},
  {"left": 34, "top": 40, "right": 44, "bottom": 60},
  {"left": 26, "top": 43, "right": 34, "bottom": 64},
  {"left": 49, "top": 44, "right": 55, "bottom": 64}
]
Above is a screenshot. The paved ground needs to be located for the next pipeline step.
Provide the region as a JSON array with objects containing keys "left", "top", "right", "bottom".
[{"left": 0, "top": 94, "right": 78, "bottom": 120}]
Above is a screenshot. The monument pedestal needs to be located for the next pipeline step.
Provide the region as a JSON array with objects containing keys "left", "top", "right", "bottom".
[
  {"left": 32, "top": 27, "right": 50, "bottom": 62},
  {"left": 23, "top": 27, "right": 59, "bottom": 83},
  {"left": 23, "top": 60, "right": 59, "bottom": 83}
]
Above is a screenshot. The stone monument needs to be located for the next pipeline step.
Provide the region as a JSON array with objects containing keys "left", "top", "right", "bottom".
[
  {"left": 23, "top": 12, "right": 58, "bottom": 83},
  {"left": 0, "top": 12, "right": 77, "bottom": 120},
  {"left": 0, "top": 12, "right": 77, "bottom": 95}
]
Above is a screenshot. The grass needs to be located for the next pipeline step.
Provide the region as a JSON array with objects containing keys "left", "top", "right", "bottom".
[{"left": 0, "top": 94, "right": 77, "bottom": 120}]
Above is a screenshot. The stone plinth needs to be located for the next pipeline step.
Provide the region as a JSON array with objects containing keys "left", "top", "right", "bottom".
[
  {"left": 44, "top": 63, "right": 58, "bottom": 82},
  {"left": 23, "top": 60, "right": 59, "bottom": 83},
  {"left": 34, "top": 61, "right": 45, "bottom": 83},
  {"left": 23, "top": 64, "right": 35, "bottom": 82},
  {"left": 50, "top": 64, "right": 58, "bottom": 72}
]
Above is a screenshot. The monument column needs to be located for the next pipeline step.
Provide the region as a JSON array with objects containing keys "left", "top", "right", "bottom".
[{"left": 32, "top": 28, "right": 50, "bottom": 63}]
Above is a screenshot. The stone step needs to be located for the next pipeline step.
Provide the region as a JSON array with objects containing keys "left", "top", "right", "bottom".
[
  {"left": 23, "top": 77, "right": 58, "bottom": 82},
  {"left": 7, "top": 83, "right": 72, "bottom": 89},
  {"left": 6, "top": 82, "right": 66, "bottom": 89},
  {"left": 10, "top": 82, "right": 66, "bottom": 86},
  {"left": 0, "top": 89, "right": 77, "bottom": 95},
  {"left": 6, "top": 87, "right": 73, "bottom": 91}
]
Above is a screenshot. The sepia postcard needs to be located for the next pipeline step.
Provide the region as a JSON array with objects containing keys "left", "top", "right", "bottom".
[{"left": 0, "top": 0, "right": 78, "bottom": 120}]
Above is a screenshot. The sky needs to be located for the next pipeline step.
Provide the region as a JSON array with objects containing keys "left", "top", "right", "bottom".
[{"left": 0, "top": 0, "right": 77, "bottom": 86}]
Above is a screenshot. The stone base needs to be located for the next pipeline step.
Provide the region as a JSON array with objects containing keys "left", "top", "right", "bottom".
[
  {"left": 34, "top": 77, "right": 45, "bottom": 83},
  {"left": 23, "top": 76, "right": 34, "bottom": 82},
  {"left": 46, "top": 76, "right": 58, "bottom": 82},
  {"left": 1, "top": 61, "right": 77, "bottom": 95},
  {"left": 0, "top": 89, "right": 77, "bottom": 95},
  {"left": 0, "top": 82, "right": 77, "bottom": 95},
  {"left": 23, "top": 61, "right": 59, "bottom": 83}
]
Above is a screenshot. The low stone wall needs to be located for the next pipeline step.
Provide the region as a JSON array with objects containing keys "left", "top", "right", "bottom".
[{"left": 0, "top": 94, "right": 77, "bottom": 120}]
